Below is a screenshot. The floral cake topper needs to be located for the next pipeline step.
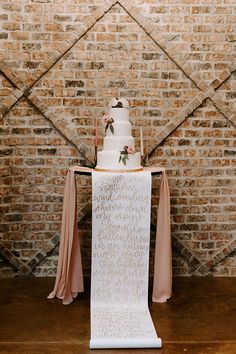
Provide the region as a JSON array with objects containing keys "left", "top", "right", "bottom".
[
  {"left": 119, "top": 145, "right": 136, "bottom": 165},
  {"left": 109, "top": 98, "right": 129, "bottom": 108}
]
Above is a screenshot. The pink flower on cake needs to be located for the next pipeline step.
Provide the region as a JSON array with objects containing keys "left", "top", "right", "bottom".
[
  {"left": 102, "top": 114, "right": 114, "bottom": 134},
  {"left": 127, "top": 146, "right": 136, "bottom": 154},
  {"left": 102, "top": 115, "right": 110, "bottom": 124},
  {"left": 119, "top": 145, "right": 136, "bottom": 166}
]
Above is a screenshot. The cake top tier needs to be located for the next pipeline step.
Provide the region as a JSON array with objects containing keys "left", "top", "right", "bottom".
[
  {"left": 109, "top": 107, "right": 129, "bottom": 122},
  {"left": 107, "top": 98, "right": 130, "bottom": 122}
]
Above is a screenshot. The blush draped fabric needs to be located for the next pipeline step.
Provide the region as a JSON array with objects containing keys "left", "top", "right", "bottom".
[
  {"left": 47, "top": 166, "right": 172, "bottom": 305},
  {"left": 152, "top": 170, "right": 172, "bottom": 302},
  {"left": 47, "top": 167, "right": 84, "bottom": 305}
]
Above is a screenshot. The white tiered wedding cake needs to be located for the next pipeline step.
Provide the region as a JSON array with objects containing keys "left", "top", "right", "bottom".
[{"left": 96, "top": 98, "right": 142, "bottom": 172}]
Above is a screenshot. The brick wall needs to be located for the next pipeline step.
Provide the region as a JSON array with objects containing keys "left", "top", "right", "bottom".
[{"left": 0, "top": 0, "right": 235, "bottom": 277}]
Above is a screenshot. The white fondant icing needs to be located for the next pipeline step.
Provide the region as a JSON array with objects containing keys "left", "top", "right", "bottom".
[
  {"left": 106, "top": 121, "right": 131, "bottom": 137},
  {"left": 97, "top": 102, "right": 142, "bottom": 171},
  {"left": 109, "top": 108, "right": 129, "bottom": 122},
  {"left": 103, "top": 136, "right": 134, "bottom": 151},
  {"left": 96, "top": 151, "right": 141, "bottom": 171}
]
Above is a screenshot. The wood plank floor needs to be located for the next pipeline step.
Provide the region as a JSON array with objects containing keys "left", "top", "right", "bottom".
[{"left": 0, "top": 277, "right": 235, "bottom": 354}]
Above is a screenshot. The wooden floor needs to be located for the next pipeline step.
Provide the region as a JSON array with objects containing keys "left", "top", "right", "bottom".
[{"left": 0, "top": 277, "right": 235, "bottom": 354}]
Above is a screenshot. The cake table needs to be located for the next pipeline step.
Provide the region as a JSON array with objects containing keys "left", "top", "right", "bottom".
[{"left": 48, "top": 166, "right": 172, "bottom": 349}]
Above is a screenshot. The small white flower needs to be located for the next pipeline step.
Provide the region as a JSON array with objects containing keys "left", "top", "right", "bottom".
[
  {"left": 108, "top": 97, "right": 129, "bottom": 108},
  {"left": 109, "top": 98, "right": 119, "bottom": 107},
  {"left": 119, "top": 98, "right": 129, "bottom": 108}
]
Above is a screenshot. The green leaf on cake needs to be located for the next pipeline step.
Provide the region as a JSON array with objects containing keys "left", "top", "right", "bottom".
[
  {"left": 119, "top": 146, "right": 131, "bottom": 165},
  {"left": 110, "top": 124, "right": 114, "bottom": 134}
]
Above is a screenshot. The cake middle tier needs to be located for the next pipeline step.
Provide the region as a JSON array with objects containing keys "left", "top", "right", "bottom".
[
  {"left": 106, "top": 121, "right": 132, "bottom": 136},
  {"left": 103, "top": 136, "right": 134, "bottom": 151}
]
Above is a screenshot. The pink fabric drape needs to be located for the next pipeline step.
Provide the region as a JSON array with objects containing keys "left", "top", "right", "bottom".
[
  {"left": 47, "top": 167, "right": 84, "bottom": 305},
  {"left": 152, "top": 171, "right": 172, "bottom": 302},
  {"left": 47, "top": 166, "right": 172, "bottom": 304}
]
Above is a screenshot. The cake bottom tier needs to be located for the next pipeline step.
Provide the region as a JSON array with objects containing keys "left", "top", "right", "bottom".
[{"left": 96, "top": 151, "right": 142, "bottom": 172}]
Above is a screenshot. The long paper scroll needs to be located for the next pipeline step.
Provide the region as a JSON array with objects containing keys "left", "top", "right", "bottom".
[{"left": 90, "top": 171, "right": 162, "bottom": 349}]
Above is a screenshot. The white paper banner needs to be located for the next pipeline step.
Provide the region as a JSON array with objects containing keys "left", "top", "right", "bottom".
[{"left": 91, "top": 172, "right": 162, "bottom": 349}]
